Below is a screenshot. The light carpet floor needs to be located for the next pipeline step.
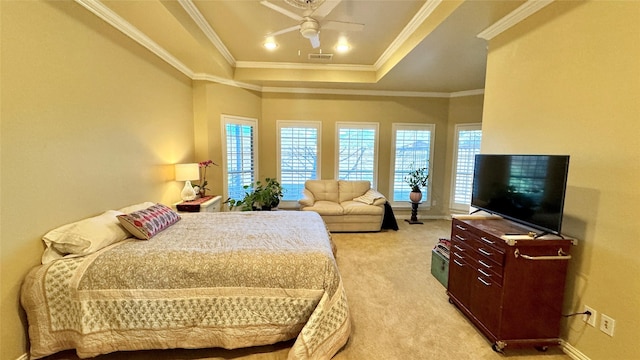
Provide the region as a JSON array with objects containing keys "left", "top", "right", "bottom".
[{"left": 42, "top": 219, "right": 570, "bottom": 360}]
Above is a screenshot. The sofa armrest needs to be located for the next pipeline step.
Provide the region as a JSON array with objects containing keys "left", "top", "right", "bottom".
[{"left": 299, "top": 189, "right": 316, "bottom": 207}]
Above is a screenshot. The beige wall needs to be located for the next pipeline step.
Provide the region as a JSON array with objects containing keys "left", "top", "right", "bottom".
[
  {"left": 482, "top": 1, "right": 639, "bottom": 358},
  {"left": 0, "top": 1, "right": 194, "bottom": 358},
  {"left": 193, "top": 81, "right": 262, "bottom": 197}
]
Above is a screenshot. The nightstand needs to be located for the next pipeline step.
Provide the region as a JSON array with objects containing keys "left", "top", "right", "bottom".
[{"left": 173, "top": 195, "right": 222, "bottom": 213}]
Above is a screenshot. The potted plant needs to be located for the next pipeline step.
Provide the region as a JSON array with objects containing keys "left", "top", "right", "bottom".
[
  {"left": 225, "top": 177, "right": 284, "bottom": 211},
  {"left": 404, "top": 165, "right": 429, "bottom": 203}
]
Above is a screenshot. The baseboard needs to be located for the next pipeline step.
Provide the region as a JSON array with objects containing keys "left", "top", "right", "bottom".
[
  {"left": 561, "top": 340, "right": 591, "bottom": 360},
  {"left": 393, "top": 214, "right": 449, "bottom": 221},
  {"left": 16, "top": 353, "right": 29, "bottom": 360}
]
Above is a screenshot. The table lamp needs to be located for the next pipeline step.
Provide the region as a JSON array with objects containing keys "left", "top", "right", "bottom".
[{"left": 175, "top": 163, "right": 200, "bottom": 201}]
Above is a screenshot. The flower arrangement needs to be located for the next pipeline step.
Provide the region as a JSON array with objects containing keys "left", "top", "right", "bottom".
[
  {"left": 197, "top": 160, "right": 217, "bottom": 197},
  {"left": 405, "top": 165, "right": 429, "bottom": 192}
]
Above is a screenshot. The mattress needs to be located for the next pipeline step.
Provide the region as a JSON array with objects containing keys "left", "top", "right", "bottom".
[{"left": 21, "top": 211, "right": 350, "bottom": 359}]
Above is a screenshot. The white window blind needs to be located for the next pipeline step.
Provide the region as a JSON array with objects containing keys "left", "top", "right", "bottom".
[
  {"left": 336, "top": 123, "right": 378, "bottom": 184},
  {"left": 277, "top": 121, "right": 320, "bottom": 201},
  {"left": 222, "top": 116, "right": 257, "bottom": 201},
  {"left": 390, "top": 124, "right": 434, "bottom": 204},
  {"left": 451, "top": 124, "right": 482, "bottom": 211}
]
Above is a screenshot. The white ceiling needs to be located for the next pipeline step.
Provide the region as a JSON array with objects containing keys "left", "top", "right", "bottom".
[{"left": 83, "top": 0, "right": 533, "bottom": 95}]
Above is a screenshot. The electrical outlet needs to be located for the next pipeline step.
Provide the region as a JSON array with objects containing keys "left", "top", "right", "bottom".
[
  {"left": 600, "top": 314, "right": 615, "bottom": 336},
  {"left": 583, "top": 305, "right": 597, "bottom": 327}
]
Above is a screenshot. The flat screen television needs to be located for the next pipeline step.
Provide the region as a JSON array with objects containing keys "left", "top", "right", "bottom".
[{"left": 471, "top": 154, "right": 570, "bottom": 236}]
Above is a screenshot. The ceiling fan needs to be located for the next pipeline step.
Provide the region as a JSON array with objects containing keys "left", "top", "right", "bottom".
[{"left": 260, "top": 0, "right": 364, "bottom": 48}]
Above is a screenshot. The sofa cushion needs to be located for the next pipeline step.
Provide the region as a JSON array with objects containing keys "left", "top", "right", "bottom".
[
  {"left": 341, "top": 201, "right": 385, "bottom": 215},
  {"left": 301, "top": 200, "right": 344, "bottom": 215},
  {"left": 338, "top": 180, "right": 371, "bottom": 203},
  {"left": 305, "top": 180, "right": 339, "bottom": 203}
]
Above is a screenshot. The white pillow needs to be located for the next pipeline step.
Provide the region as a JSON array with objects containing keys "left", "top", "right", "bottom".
[
  {"left": 117, "top": 201, "right": 156, "bottom": 214},
  {"left": 353, "top": 189, "right": 386, "bottom": 205},
  {"left": 41, "top": 210, "right": 129, "bottom": 264}
]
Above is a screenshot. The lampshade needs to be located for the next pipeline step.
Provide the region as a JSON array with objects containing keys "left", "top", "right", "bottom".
[{"left": 175, "top": 163, "right": 200, "bottom": 181}]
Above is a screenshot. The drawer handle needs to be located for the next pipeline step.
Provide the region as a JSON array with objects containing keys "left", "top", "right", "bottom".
[
  {"left": 514, "top": 248, "right": 572, "bottom": 261},
  {"left": 453, "top": 245, "right": 465, "bottom": 252},
  {"left": 453, "top": 259, "right": 465, "bottom": 267},
  {"left": 478, "top": 248, "right": 492, "bottom": 256},
  {"left": 454, "top": 252, "right": 464, "bottom": 259},
  {"left": 456, "top": 224, "right": 467, "bottom": 231},
  {"left": 481, "top": 236, "right": 496, "bottom": 245},
  {"left": 454, "top": 234, "right": 466, "bottom": 241},
  {"left": 478, "top": 268, "right": 492, "bottom": 277},
  {"left": 478, "top": 259, "right": 492, "bottom": 269},
  {"left": 477, "top": 277, "right": 492, "bottom": 286}
]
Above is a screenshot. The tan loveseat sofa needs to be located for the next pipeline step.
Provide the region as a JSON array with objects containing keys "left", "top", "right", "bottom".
[{"left": 299, "top": 180, "right": 387, "bottom": 232}]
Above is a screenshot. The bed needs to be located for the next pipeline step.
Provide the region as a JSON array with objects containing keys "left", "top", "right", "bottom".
[{"left": 21, "top": 206, "right": 351, "bottom": 359}]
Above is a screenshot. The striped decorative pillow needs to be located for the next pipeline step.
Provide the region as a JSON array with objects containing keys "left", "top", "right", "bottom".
[{"left": 117, "top": 203, "right": 180, "bottom": 240}]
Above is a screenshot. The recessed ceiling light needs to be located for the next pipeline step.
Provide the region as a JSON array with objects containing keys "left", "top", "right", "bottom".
[
  {"left": 263, "top": 38, "right": 278, "bottom": 50},
  {"left": 335, "top": 37, "right": 350, "bottom": 53},
  {"left": 335, "top": 43, "right": 350, "bottom": 53}
]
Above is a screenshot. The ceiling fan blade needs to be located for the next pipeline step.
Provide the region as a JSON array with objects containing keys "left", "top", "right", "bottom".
[
  {"left": 322, "top": 20, "right": 364, "bottom": 32},
  {"left": 309, "top": 33, "right": 320, "bottom": 48},
  {"left": 260, "top": 0, "right": 303, "bottom": 21},
  {"left": 268, "top": 24, "right": 301, "bottom": 37},
  {"left": 311, "top": 0, "right": 342, "bottom": 19}
]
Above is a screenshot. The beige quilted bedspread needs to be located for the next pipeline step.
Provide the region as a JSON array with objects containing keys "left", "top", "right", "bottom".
[{"left": 21, "top": 211, "right": 350, "bottom": 359}]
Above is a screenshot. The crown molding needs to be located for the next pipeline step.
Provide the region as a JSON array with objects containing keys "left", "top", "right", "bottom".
[
  {"left": 192, "top": 73, "right": 262, "bottom": 92},
  {"left": 261, "top": 86, "right": 453, "bottom": 98},
  {"left": 477, "top": 0, "right": 554, "bottom": 40},
  {"left": 449, "top": 89, "right": 484, "bottom": 98},
  {"left": 236, "top": 61, "right": 375, "bottom": 72},
  {"left": 178, "top": 0, "right": 236, "bottom": 66},
  {"left": 74, "top": 0, "right": 194, "bottom": 78},
  {"left": 374, "top": 0, "right": 442, "bottom": 69}
]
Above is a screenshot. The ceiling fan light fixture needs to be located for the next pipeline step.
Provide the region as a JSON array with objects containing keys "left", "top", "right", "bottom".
[{"left": 299, "top": 18, "right": 320, "bottom": 39}]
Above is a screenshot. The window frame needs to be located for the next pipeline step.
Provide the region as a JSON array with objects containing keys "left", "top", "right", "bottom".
[
  {"left": 389, "top": 123, "right": 435, "bottom": 208},
  {"left": 221, "top": 114, "right": 258, "bottom": 203},
  {"left": 450, "top": 123, "right": 482, "bottom": 212},
  {"left": 334, "top": 122, "right": 379, "bottom": 187},
  {"left": 276, "top": 120, "right": 322, "bottom": 205}
]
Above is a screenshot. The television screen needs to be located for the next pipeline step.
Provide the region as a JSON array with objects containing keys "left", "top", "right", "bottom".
[{"left": 471, "top": 154, "right": 570, "bottom": 235}]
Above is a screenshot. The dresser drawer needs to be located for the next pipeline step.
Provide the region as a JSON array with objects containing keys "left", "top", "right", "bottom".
[
  {"left": 472, "top": 238, "right": 505, "bottom": 266},
  {"left": 476, "top": 254, "right": 504, "bottom": 280},
  {"left": 475, "top": 259, "right": 503, "bottom": 285},
  {"left": 451, "top": 240, "right": 475, "bottom": 265}
]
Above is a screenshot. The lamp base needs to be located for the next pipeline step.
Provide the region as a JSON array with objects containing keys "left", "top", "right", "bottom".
[{"left": 181, "top": 180, "right": 197, "bottom": 201}]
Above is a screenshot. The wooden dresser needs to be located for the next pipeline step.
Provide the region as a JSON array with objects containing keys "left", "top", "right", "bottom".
[{"left": 447, "top": 217, "right": 574, "bottom": 352}]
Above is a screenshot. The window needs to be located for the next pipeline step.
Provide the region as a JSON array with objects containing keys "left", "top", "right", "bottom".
[
  {"left": 336, "top": 122, "right": 378, "bottom": 184},
  {"left": 221, "top": 115, "right": 257, "bottom": 202},
  {"left": 277, "top": 121, "right": 321, "bottom": 201},
  {"left": 508, "top": 155, "right": 548, "bottom": 204},
  {"left": 390, "top": 124, "right": 434, "bottom": 205},
  {"left": 450, "top": 123, "right": 482, "bottom": 211}
]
